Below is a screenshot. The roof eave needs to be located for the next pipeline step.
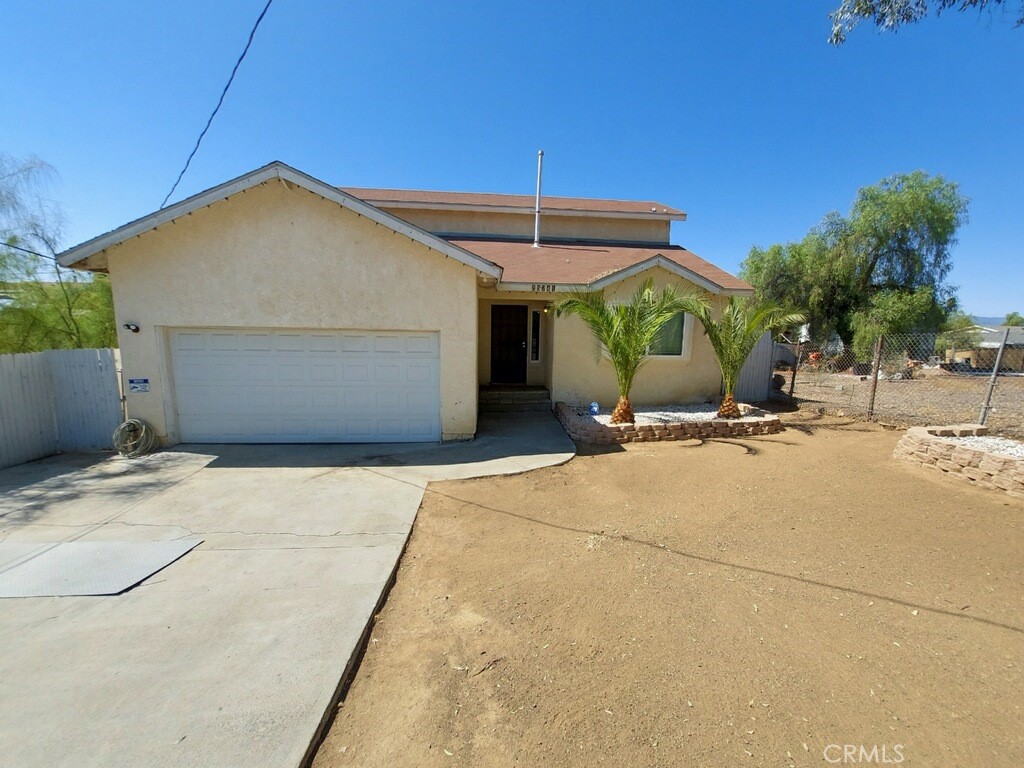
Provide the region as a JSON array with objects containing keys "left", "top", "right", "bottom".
[
  {"left": 357, "top": 199, "right": 686, "bottom": 222},
  {"left": 57, "top": 162, "right": 503, "bottom": 279},
  {"left": 587, "top": 255, "right": 751, "bottom": 295},
  {"left": 494, "top": 255, "right": 753, "bottom": 296}
]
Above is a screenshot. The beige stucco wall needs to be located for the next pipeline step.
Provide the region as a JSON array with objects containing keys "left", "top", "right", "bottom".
[
  {"left": 946, "top": 347, "right": 1024, "bottom": 371},
  {"left": 476, "top": 289, "right": 554, "bottom": 387},
  {"left": 379, "top": 208, "right": 671, "bottom": 244},
  {"left": 549, "top": 267, "right": 726, "bottom": 407},
  {"left": 104, "top": 181, "right": 480, "bottom": 443}
]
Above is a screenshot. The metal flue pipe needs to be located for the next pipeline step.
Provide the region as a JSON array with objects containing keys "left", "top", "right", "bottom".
[{"left": 533, "top": 150, "right": 544, "bottom": 247}]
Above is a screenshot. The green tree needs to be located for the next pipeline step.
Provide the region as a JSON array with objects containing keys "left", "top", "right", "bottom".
[
  {"left": 689, "top": 298, "right": 804, "bottom": 418},
  {"left": 848, "top": 171, "right": 967, "bottom": 303},
  {"left": 935, "top": 311, "right": 980, "bottom": 359},
  {"left": 0, "top": 152, "right": 116, "bottom": 353},
  {"left": 830, "top": 0, "right": 1023, "bottom": 44},
  {"left": 740, "top": 172, "right": 968, "bottom": 347},
  {"left": 556, "top": 279, "right": 708, "bottom": 424},
  {"left": 742, "top": 213, "right": 859, "bottom": 343},
  {"left": 1004, "top": 311, "right": 1024, "bottom": 326},
  {"left": 848, "top": 286, "right": 946, "bottom": 360}
]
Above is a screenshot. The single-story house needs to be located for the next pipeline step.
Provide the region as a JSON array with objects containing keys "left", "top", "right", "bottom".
[
  {"left": 58, "top": 162, "right": 752, "bottom": 444},
  {"left": 947, "top": 325, "right": 1024, "bottom": 371}
]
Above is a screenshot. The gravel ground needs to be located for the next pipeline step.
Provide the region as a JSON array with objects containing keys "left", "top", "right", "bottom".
[
  {"left": 788, "top": 371, "right": 1024, "bottom": 438},
  {"left": 952, "top": 435, "right": 1024, "bottom": 459},
  {"left": 569, "top": 403, "right": 759, "bottom": 426}
]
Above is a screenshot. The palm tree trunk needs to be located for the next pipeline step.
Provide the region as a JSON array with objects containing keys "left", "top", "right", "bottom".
[
  {"left": 717, "top": 393, "right": 741, "bottom": 419},
  {"left": 610, "top": 395, "right": 634, "bottom": 424}
]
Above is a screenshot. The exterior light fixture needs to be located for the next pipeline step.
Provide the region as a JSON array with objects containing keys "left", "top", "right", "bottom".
[{"left": 123, "top": 323, "right": 140, "bottom": 333}]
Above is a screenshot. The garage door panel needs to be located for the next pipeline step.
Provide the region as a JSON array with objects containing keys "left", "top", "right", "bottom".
[
  {"left": 208, "top": 332, "right": 241, "bottom": 351},
  {"left": 170, "top": 328, "right": 440, "bottom": 443},
  {"left": 340, "top": 335, "right": 368, "bottom": 353},
  {"left": 375, "top": 419, "right": 405, "bottom": 438},
  {"left": 374, "top": 390, "right": 403, "bottom": 410},
  {"left": 342, "top": 390, "right": 373, "bottom": 409},
  {"left": 308, "top": 334, "right": 341, "bottom": 353},
  {"left": 404, "top": 335, "right": 435, "bottom": 354},
  {"left": 310, "top": 390, "right": 340, "bottom": 408},
  {"left": 309, "top": 363, "right": 339, "bottom": 382},
  {"left": 374, "top": 362, "right": 401, "bottom": 380},
  {"left": 241, "top": 333, "right": 272, "bottom": 352},
  {"left": 274, "top": 363, "right": 304, "bottom": 382},
  {"left": 372, "top": 336, "right": 402, "bottom": 353},
  {"left": 406, "top": 390, "right": 436, "bottom": 410},
  {"left": 174, "top": 332, "right": 207, "bottom": 352},
  {"left": 274, "top": 333, "right": 306, "bottom": 351},
  {"left": 406, "top": 362, "right": 436, "bottom": 383},
  {"left": 247, "top": 363, "right": 275, "bottom": 382},
  {"left": 341, "top": 363, "right": 370, "bottom": 382},
  {"left": 344, "top": 420, "right": 371, "bottom": 440},
  {"left": 247, "top": 388, "right": 278, "bottom": 410},
  {"left": 405, "top": 418, "right": 437, "bottom": 439}
]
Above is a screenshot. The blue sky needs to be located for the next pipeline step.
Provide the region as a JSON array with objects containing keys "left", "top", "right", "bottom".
[{"left": 4, "top": 1, "right": 1021, "bottom": 314}]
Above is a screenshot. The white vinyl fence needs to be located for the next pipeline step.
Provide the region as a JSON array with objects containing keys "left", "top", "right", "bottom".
[
  {"left": 0, "top": 348, "right": 122, "bottom": 469},
  {"left": 735, "top": 332, "right": 774, "bottom": 404}
]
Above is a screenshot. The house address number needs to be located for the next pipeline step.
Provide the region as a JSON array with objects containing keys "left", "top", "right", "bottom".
[{"left": 530, "top": 284, "right": 556, "bottom": 293}]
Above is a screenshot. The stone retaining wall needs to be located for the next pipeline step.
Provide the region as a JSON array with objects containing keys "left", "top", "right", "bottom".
[
  {"left": 553, "top": 402, "right": 782, "bottom": 445},
  {"left": 894, "top": 425, "right": 1024, "bottom": 499}
]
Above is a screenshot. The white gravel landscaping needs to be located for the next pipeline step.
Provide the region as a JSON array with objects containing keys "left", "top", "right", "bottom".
[
  {"left": 569, "top": 403, "right": 759, "bottom": 426},
  {"left": 951, "top": 435, "right": 1024, "bottom": 460}
]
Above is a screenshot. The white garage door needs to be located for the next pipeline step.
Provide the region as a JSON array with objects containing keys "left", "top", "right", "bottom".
[{"left": 169, "top": 329, "right": 441, "bottom": 443}]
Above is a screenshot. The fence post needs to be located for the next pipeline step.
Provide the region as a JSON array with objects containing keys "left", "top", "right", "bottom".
[
  {"left": 978, "top": 327, "right": 1011, "bottom": 425},
  {"left": 867, "top": 334, "right": 884, "bottom": 418},
  {"left": 788, "top": 343, "right": 802, "bottom": 397}
]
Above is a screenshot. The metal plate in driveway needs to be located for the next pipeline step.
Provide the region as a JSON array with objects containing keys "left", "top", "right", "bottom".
[{"left": 0, "top": 539, "right": 203, "bottom": 598}]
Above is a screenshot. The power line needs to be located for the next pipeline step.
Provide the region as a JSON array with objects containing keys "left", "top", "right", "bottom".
[
  {"left": 2, "top": 241, "right": 59, "bottom": 263},
  {"left": 160, "top": 0, "right": 275, "bottom": 209}
]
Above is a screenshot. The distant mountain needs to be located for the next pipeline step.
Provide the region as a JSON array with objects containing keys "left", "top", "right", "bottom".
[{"left": 972, "top": 316, "right": 1006, "bottom": 327}]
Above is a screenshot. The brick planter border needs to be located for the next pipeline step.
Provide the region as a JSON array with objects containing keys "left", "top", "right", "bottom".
[
  {"left": 553, "top": 401, "right": 782, "bottom": 445},
  {"left": 894, "top": 424, "right": 1024, "bottom": 499}
]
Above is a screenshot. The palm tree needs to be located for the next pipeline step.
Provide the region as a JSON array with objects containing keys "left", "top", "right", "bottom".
[
  {"left": 556, "top": 279, "right": 708, "bottom": 424},
  {"left": 691, "top": 297, "right": 805, "bottom": 418}
]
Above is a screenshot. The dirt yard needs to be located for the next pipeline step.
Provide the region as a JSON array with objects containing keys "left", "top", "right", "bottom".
[{"left": 313, "top": 413, "right": 1024, "bottom": 767}]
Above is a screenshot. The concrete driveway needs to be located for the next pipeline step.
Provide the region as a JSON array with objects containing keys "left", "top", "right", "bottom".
[{"left": 0, "top": 413, "right": 574, "bottom": 768}]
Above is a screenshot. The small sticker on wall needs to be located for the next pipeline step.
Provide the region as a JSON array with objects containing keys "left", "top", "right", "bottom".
[{"left": 128, "top": 378, "right": 150, "bottom": 393}]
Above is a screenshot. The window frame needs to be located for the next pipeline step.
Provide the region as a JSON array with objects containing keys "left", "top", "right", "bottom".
[
  {"left": 645, "top": 312, "right": 686, "bottom": 357},
  {"left": 596, "top": 307, "right": 695, "bottom": 362}
]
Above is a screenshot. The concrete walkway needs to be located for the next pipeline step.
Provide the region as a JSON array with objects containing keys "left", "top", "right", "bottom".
[{"left": 0, "top": 413, "right": 574, "bottom": 768}]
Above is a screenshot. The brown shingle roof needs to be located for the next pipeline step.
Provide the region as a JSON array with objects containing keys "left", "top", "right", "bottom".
[
  {"left": 342, "top": 187, "right": 685, "bottom": 218},
  {"left": 449, "top": 239, "right": 752, "bottom": 294}
]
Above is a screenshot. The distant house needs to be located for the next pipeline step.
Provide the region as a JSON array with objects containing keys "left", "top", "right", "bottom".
[
  {"left": 948, "top": 325, "right": 1024, "bottom": 372},
  {"left": 57, "top": 162, "right": 752, "bottom": 445}
]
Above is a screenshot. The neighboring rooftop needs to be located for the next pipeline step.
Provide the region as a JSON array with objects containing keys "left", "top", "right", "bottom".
[
  {"left": 342, "top": 187, "right": 686, "bottom": 220},
  {"left": 450, "top": 239, "right": 752, "bottom": 295},
  {"left": 976, "top": 325, "right": 1024, "bottom": 347}
]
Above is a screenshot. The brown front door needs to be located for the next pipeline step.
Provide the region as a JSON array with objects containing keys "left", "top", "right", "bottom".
[{"left": 490, "top": 305, "right": 528, "bottom": 384}]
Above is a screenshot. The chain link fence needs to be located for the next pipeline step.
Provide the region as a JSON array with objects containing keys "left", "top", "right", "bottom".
[{"left": 773, "top": 329, "right": 1024, "bottom": 438}]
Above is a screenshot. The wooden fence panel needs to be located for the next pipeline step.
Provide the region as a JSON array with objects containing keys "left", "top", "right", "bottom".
[{"left": 0, "top": 348, "right": 122, "bottom": 469}]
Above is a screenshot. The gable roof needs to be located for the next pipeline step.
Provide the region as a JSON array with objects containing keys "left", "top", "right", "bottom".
[
  {"left": 973, "top": 325, "right": 1024, "bottom": 347},
  {"left": 449, "top": 239, "right": 752, "bottom": 295},
  {"left": 57, "top": 162, "right": 502, "bottom": 277},
  {"left": 342, "top": 187, "right": 686, "bottom": 220}
]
